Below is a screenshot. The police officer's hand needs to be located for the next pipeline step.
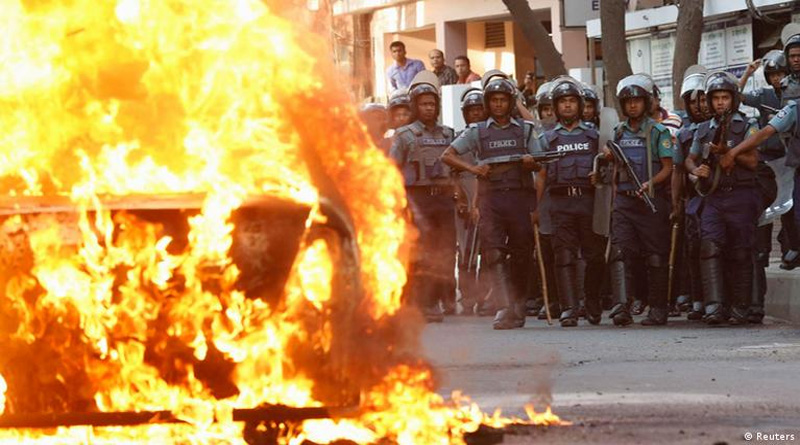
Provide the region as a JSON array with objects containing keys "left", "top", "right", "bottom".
[
  {"left": 521, "top": 154, "right": 541, "bottom": 172},
  {"left": 530, "top": 209, "right": 539, "bottom": 227},
  {"left": 470, "top": 207, "right": 480, "bottom": 224},
  {"left": 746, "top": 59, "right": 760, "bottom": 75},
  {"left": 472, "top": 164, "right": 491, "bottom": 177},
  {"left": 637, "top": 181, "right": 651, "bottom": 197},
  {"left": 669, "top": 203, "right": 683, "bottom": 223},
  {"left": 602, "top": 144, "right": 613, "bottom": 161},
  {"left": 719, "top": 152, "right": 735, "bottom": 173},
  {"left": 709, "top": 141, "right": 726, "bottom": 155},
  {"left": 692, "top": 165, "right": 711, "bottom": 178}
]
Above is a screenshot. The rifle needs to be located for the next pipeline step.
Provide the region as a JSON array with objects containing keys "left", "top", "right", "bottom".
[
  {"left": 466, "top": 221, "right": 480, "bottom": 274},
  {"left": 606, "top": 141, "right": 658, "bottom": 213},
  {"left": 476, "top": 151, "right": 568, "bottom": 166},
  {"left": 695, "top": 110, "right": 731, "bottom": 196}
]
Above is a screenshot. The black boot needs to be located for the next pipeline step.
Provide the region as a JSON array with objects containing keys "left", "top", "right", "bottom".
[
  {"left": 554, "top": 250, "right": 579, "bottom": 327},
  {"left": 700, "top": 241, "right": 726, "bottom": 325},
  {"left": 687, "top": 301, "right": 705, "bottom": 321},
  {"left": 630, "top": 299, "right": 646, "bottom": 315},
  {"left": 608, "top": 246, "right": 633, "bottom": 326},
  {"left": 749, "top": 252, "right": 767, "bottom": 324},
  {"left": 485, "top": 250, "right": 522, "bottom": 330},
  {"left": 642, "top": 255, "right": 669, "bottom": 326},
  {"left": 675, "top": 295, "right": 692, "bottom": 313},
  {"left": 686, "top": 239, "right": 704, "bottom": 321},
  {"left": 526, "top": 297, "right": 544, "bottom": 317},
  {"left": 780, "top": 249, "right": 800, "bottom": 270},
  {"left": 583, "top": 261, "right": 604, "bottom": 325},
  {"left": 537, "top": 302, "right": 560, "bottom": 320},
  {"left": 728, "top": 248, "right": 754, "bottom": 326}
]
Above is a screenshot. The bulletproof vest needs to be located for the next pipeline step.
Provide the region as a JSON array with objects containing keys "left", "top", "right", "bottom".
[
  {"left": 476, "top": 119, "right": 532, "bottom": 189},
  {"left": 695, "top": 115, "right": 755, "bottom": 188},
  {"left": 677, "top": 124, "right": 698, "bottom": 198},
  {"left": 545, "top": 127, "right": 597, "bottom": 188},
  {"left": 614, "top": 124, "right": 661, "bottom": 192},
  {"left": 401, "top": 122, "right": 454, "bottom": 187},
  {"left": 757, "top": 87, "right": 785, "bottom": 159},
  {"left": 780, "top": 74, "right": 800, "bottom": 108},
  {"left": 787, "top": 103, "right": 800, "bottom": 168}
]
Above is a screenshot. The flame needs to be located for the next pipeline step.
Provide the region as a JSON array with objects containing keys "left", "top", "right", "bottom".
[{"left": 0, "top": 0, "right": 566, "bottom": 443}]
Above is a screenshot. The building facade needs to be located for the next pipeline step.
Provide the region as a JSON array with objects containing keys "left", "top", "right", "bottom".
[{"left": 333, "top": 0, "right": 592, "bottom": 100}]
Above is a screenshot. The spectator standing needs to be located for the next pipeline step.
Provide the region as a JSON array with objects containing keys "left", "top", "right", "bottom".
[
  {"left": 386, "top": 41, "right": 425, "bottom": 93},
  {"left": 454, "top": 55, "right": 481, "bottom": 84},
  {"left": 429, "top": 49, "right": 458, "bottom": 86},
  {"left": 520, "top": 71, "right": 536, "bottom": 106}
]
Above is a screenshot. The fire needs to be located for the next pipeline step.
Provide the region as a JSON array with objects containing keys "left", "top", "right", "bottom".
[{"left": 0, "top": 0, "right": 566, "bottom": 443}]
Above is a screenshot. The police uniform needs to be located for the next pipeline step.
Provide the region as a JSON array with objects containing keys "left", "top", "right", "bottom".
[
  {"left": 779, "top": 74, "right": 800, "bottom": 108},
  {"left": 544, "top": 121, "right": 606, "bottom": 325},
  {"left": 744, "top": 86, "right": 794, "bottom": 323},
  {"left": 608, "top": 117, "right": 674, "bottom": 325},
  {"left": 390, "top": 120, "right": 456, "bottom": 320},
  {"left": 452, "top": 136, "right": 482, "bottom": 315},
  {"left": 675, "top": 120, "right": 706, "bottom": 319},
  {"left": 769, "top": 101, "right": 800, "bottom": 247},
  {"left": 690, "top": 113, "right": 761, "bottom": 324},
  {"left": 451, "top": 117, "right": 543, "bottom": 329}
]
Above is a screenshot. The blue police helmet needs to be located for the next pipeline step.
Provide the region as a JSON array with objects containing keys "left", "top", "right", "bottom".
[{"left": 704, "top": 70, "right": 740, "bottom": 111}]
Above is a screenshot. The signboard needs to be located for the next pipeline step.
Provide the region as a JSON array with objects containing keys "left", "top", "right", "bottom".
[
  {"left": 726, "top": 24, "right": 753, "bottom": 67},
  {"left": 629, "top": 38, "right": 651, "bottom": 74},
  {"left": 562, "top": 0, "right": 601, "bottom": 28},
  {"left": 649, "top": 36, "right": 674, "bottom": 79},
  {"left": 699, "top": 29, "right": 726, "bottom": 69}
]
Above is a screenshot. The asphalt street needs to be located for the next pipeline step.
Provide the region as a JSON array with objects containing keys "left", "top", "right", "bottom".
[{"left": 422, "top": 314, "right": 800, "bottom": 444}]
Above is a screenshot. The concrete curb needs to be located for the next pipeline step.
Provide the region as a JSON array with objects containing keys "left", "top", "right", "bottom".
[{"left": 766, "top": 265, "right": 800, "bottom": 324}]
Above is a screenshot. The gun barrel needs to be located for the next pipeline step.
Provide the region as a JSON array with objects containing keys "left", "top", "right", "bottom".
[{"left": 761, "top": 104, "right": 780, "bottom": 114}]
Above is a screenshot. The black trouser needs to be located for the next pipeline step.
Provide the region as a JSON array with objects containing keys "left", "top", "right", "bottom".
[
  {"left": 479, "top": 186, "right": 535, "bottom": 318},
  {"left": 550, "top": 191, "right": 606, "bottom": 314},
  {"left": 406, "top": 187, "right": 457, "bottom": 310},
  {"left": 610, "top": 192, "right": 671, "bottom": 312}
]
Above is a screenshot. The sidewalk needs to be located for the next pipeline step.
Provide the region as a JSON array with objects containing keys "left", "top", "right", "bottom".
[{"left": 766, "top": 263, "right": 800, "bottom": 323}]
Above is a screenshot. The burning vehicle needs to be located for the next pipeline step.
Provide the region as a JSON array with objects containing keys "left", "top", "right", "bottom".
[{"left": 0, "top": 0, "right": 564, "bottom": 443}]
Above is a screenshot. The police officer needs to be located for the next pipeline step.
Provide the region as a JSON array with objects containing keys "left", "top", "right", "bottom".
[
  {"left": 388, "top": 89, "right": 413, "bottom": 130},
  {"left": 390, "top": 75, "right": 456, "bottom": 322},
  {"left": 780, "top": 27, "right": 800, "bottom": 107},
  {"left": 581, "top": 83, "right": 600, "bottom": 127},
  {"left": 684, "top": 71, "right": 761, "bottom": 325},
  {"left": 441, "top": 75, "right": 543, "bottom": 330},
  {"left": 672, "top": 69, "right": 710, "bottom": 321},
  {"left": 535, "top": 81, "right": 556, "bottom": 130},
  {"left": 453, "top": 88, "right": 487, "bottom": 315},
  {"left": 604, "top": 74, "right": 675, "bottom": 326},
  {"left": 740, "top": 50, "right": 794, "bottom": 323},
  {"left": 535, "top": 77, "right": 605, "bottom": 326},
  {"left": 359, "top": 103, "right": 390, "bottom": 153},
  {"left": 729, "top": 73, "right": 800, "bottom": 313}
]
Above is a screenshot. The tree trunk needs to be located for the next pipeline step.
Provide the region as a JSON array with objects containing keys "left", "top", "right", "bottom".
[
  {"left": 600, "top": 0, "right": 632, "bottom": 115},
  {"left": 671, "top": 0, "right": 704, "bottom": 110},
  {"left": 502, "top": 0, "right": 567, "bottom": 79}
]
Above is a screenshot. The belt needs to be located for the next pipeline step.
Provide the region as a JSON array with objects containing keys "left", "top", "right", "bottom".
[
  {"left": 716, "top": 185, "right": 737, "bottom": 193},
  {"left": 413, "top": 185, "right": 454, "bottom": 196},
  {"left": 617, "top": 190, "right": 640, "bottom": 197},
  {"left": 550, "top": 186, "right": 594, "bottom": 197}
]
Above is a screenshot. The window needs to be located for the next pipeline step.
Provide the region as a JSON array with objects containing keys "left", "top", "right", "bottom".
[{"left": 485, "top": 22, "right": 506, "bottom": 48}]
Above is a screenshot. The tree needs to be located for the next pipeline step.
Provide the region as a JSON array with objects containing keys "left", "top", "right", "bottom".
[
  {"left": 600, "top": 0, "right": 632, "bottom": 114},
  {"left": 670, "top": 0, "right": 704, "bottom": 109},
  {"left": 502, "top": 0, "right": 567, "bottom": 79}
]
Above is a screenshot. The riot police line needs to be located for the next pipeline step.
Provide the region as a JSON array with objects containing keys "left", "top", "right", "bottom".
[{"left": 382, "top": 23, "right": 800, "bottom": 329}]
